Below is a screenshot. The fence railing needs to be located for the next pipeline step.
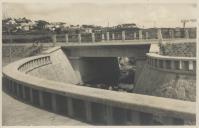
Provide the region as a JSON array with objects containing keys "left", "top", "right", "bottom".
[
  {"left": 18, "top": 55, "right": 51, "bottom": 73},
  {"left": 147, "top": 53, "right": 196, "bottom": 74},
  {"left": 2, "top": 28, "right": 196, "bottom": 43}
]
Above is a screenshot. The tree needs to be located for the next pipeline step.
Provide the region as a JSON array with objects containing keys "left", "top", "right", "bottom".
[{"left": 35, "top": 20, "right": 49, "bottom": 30}]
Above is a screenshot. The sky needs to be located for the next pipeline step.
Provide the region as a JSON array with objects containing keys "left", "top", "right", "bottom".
[{"left": 2, "top": 2, "right": 197, "bottom": 28}]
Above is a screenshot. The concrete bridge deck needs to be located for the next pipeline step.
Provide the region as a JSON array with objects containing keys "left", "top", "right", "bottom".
[{"left": 2, "top": 38, "right": 196, "bottom": 46}]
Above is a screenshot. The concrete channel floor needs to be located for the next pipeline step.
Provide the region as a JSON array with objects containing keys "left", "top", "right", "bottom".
[{"left": 2, "top": 91, "right": 89, "bottom": 126}]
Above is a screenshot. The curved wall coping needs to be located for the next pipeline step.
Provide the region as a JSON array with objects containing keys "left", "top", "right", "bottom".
[
  {"left": 3, "top": 52, "right": 195, "bottom": 120},
  {"left": 161, "top": 38, "right": 196, "bottom": 43},
  {"left": 147, "top": 53, "right": 196, "bottom": 61},
  {"left": 146, "top": 53, "right": 196, "bottom": 74},
  {"left": 41, "top": 46, "right": 61, "bottom": 54}
]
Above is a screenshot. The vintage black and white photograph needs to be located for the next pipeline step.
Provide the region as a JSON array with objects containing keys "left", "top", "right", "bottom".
[{"left": 1, "top": 0, "right": 197, "bottom": 126}]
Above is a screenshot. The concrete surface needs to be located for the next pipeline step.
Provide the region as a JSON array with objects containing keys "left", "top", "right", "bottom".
[
  {"left": 159, "top": 43, "right": 196, "bottom": 57},
  {"left": 29, "top": 49, "right": 80, "bottom": 84},
  {"left": 2, "top": 91, "right": 89, "bottom": 126},
  {"left": 3, "top": 57, "right": 195, "bottom": 121},
  {"left": 135, "top": 64, "right": 196, "bottom": 101}
]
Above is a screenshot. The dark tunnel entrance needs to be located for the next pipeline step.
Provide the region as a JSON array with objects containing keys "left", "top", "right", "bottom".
[{"left": 70, "top": 57, "right": 136, "bottom": 92}]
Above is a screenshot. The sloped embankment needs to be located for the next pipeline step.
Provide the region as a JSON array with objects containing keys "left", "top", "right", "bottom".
[{"left": 28, "top": 49, "right": 80, "bottom": 84}]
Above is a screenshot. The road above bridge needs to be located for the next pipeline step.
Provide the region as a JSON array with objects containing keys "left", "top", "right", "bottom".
[{"left": 3, "top": 38, "right": 196, "bottom": 47}]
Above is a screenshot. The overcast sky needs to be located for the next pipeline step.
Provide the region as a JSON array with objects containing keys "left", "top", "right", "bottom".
[{"left": 2, "top": 2, "right": 197, "bottom": 28}]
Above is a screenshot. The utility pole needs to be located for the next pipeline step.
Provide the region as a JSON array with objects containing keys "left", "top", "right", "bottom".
[
  {"left": 181, "top": 19, "right": 196, "bottom": 38},
  {"left": 181, "top": 20, "right": 189, "bottom": 28},
  {"left": 181, "top": 19, "right": 196, "bottom": 28}
]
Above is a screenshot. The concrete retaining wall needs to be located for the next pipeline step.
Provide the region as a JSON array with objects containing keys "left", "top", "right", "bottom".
[
  {"left": 135, "top": 64, "right": 196, "bottom": 101},
  {"left": 135, "top": 53, "right": 196, "bottom": 102},
  {"left": 159, "top": 43, "right": 196, "bottom": 57},
  {"left": 2, "top": 47, "right": 196, "bottom": 125},
  {"left": 28, "top": 49, "right": 80, "bottom": 84}
]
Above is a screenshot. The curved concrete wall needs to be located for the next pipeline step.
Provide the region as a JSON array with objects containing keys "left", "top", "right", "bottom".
[
  {"left": 135, "top": 53, "right": 196, "bottom": 102},
  {"left": 28, "top": 48, "right": 80, "bottom": 84},
  {"left": 2, "top": 47, "right": 196, "bottom": 125}
]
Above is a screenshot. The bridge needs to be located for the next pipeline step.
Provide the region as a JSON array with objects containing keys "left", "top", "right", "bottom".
[{"left": 2, "top": 29, "right": 196, "bottom": 125}]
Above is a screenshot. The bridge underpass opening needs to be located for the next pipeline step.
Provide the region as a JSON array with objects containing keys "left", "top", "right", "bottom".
[{"left": 69, "top": 56, "right": 137, "bottom": 91}]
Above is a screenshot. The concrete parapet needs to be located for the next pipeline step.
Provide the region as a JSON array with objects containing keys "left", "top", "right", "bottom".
[
  {"left": 18, "top": 55, "right": 52, "bottom": 73},
  {"left": 2, "top": 47, "right": 196, "bottom": 125},
  {"left": 136, "top": 52, "right": 196, "bottom": 103},
  {"left": 146, "top": 53, "right": 196, "bottom": 74}
]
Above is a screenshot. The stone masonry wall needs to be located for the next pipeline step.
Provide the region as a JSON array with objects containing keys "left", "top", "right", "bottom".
[
  {"left": 134, "top": 64, "right": 196, "bottom": 102},
  {"left": 159, "top": 43, "right": 196, "bottom": 57},
  {"left": 28, "top": 49, "right": 80, "bottom": 84}
]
